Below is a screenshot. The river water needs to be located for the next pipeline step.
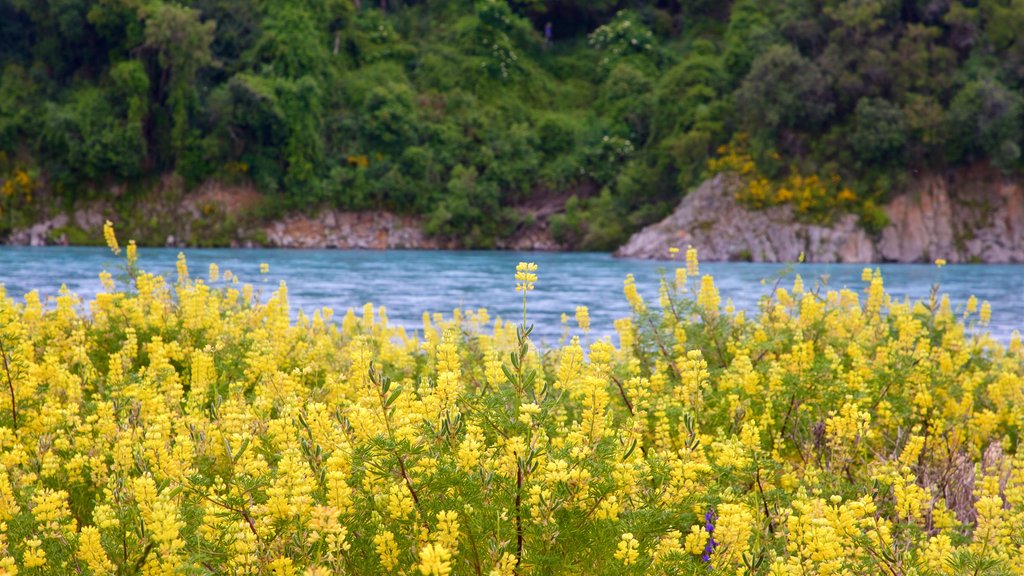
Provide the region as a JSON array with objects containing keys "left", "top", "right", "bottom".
[{"left": 0, "top": 247, "right": 1021, "bottom": 344}]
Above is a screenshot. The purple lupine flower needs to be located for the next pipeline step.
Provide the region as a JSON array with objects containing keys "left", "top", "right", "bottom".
[{"left": 701, "top": 508, "right": 718, "bottom": 566}]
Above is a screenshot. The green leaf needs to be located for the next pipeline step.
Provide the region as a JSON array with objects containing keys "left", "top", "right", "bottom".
[
  {"left": 385, "top": 386, "right": 402, "bottom": 409},
  {"left": 501, "top": 364, "right": 517, "bottom": 385},
  {"left": 622, "top": 439, "right": 637, "bottom": 461},
  {"left": 232, "top": 437, "right": 252, "bottom": 465}
]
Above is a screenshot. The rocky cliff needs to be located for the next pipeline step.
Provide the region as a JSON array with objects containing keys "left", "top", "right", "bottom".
[{"left": 616, "top": 169, "right": 1024, "bottom": 263}]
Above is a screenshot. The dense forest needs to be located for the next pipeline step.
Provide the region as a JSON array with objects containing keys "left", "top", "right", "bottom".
[{"left": 1, "top": 0, "right": 1023, "bottom": 248}]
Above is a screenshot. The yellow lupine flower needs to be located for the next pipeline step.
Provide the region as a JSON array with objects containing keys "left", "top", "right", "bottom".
[
  {"left": 102, "top": 220, "right": 119, "bottom": 255},
  {"left": 77, "top": 526, "right": 115, "bottom": 575},
  {"left": 623, "top": 274, "right": 644, "bottom": 312},
  {"left": 374, "top": 530, "right": 400, "bottom": 571},
  {"left": 697, "top": 275, "right": 720, "bottom": 313},
  {"left": 614, "top": 532, "right": 640, "bottom": 566},
  {"left": 575, "top": 305, "right": 590, "bottom": 332},
  {"left": 23, "top": 538, "right": 45, "bottom": 568},
  {"left": 686, "top": 246, "right": 699, "bottom": 277},
  {"left": 489, "top": 552, "right": 517, "bottom": 576},
  {"left": 417, "top": 543, "right": 452, "bottom": 576},
  {"left": 434, "top": 510, "right": 460, "bottom": 551},
  {"left": 514, "top": 262, "right": 537, "bottom": 292}
]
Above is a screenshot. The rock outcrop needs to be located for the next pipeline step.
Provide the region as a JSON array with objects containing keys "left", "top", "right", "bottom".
[
  {"left": 616, "top": 174, "right": 875, "bottom": 262},
  {"left": 616, "top": 169, "right": 1024, "bottom": 263},
  {"left": 877, "top": 170, "right": 1024, "bottom": 263},
  {"left": 6, "top": 214, "right": 70, "bottom": 246}
]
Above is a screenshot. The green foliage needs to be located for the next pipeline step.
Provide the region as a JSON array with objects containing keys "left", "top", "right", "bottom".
[
  {"left": 588, "top": 10, "right": 656, "bottom": 71},
  {"left": 851, "top": 97, "right": 907, "bottom": 166},
  {"left": 142, "top": 4, "right": 217, "bottom": 161},
  {"left": 549, "top": 189, "right": 629, "bottom": 250},
  {"left": 5, "top": 0, "right": 1024, "bottom": 243},
  {"left": 736, "top": 45, "right": 834, "bottom": 140},
  {"left": 40, "top": 86, "right": 146, "bottom": 183},
  {"left": 425, "top": 164, "right": 506, "bottom": 248},
  {"left": 947, "top": 78, "right": 1024, "bottom": 170}
]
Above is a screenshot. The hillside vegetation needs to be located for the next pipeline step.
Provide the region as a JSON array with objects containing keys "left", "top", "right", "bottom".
[{"left": 2, "top": 0, "right": 1023, "bottom": 247}]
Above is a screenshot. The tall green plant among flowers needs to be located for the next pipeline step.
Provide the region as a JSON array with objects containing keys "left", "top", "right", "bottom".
[{"left": 507, "top": 262, "right": 539, "bottom": 571}]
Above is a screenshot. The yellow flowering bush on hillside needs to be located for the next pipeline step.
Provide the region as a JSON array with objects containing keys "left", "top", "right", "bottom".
[
  {"left": 707, "top": 134, "right": 858, "bottom": 219},
  {"left": 0, "top": 226, "right": 1022, "bottom": 575}
]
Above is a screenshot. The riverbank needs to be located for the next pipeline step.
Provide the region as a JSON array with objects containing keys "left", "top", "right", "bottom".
[
  {"left": 3, "top": 175, "right": 565, "bottom": 251},
  {"left": 6, "top": 166, "right": 1024, "bottom": 263}
]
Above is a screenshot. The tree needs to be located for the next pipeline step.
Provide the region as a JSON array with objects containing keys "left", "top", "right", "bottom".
[
  {"left": 851, "top": 97, "right": 907, "bottom": 166},
  {"left": 724, "top": 0, "right": 779, "bottom": 79},
  {"left": 426, "top": 164, "right": 503, "bottom": 247},
  {"left": 947, "top": 78, "right": 1023, "bottom": 170},
  {"left": 143, "top": 4, "right": 216, "bottom": 166},
  {"left": 736, "top": 45, "right": 834, "bottom": 139}
]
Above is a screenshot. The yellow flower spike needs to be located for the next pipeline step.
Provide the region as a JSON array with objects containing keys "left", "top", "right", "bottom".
[
  {"left": 516, "top": 261, "right": 538, "bottom": 325},
  {"left": 269, "top": 556, "right": 296, "bottom": 576},
  {"left": 176, "top": 252, "right": 189, "bottom": 284},
  {"left": 417, "top": 542, "right": 452, "bottom": 576},
  {"left": 434, "top": 510, "right": 461, "bottom": 551},
  {"left": 614, "top": 533, "right": 640, "bottom": 566},
  {"left": 686, "top": 246, "right": 699, "bottom": 277},
  {"left": 514, "top": 261, "right": 537, "bottom": 292},
  {"left": 260, "top": 262, "right": 270, "bottom": 274},
  {"left": 489, "top": 552, "right": 517, "bottom": 576},
  {"left": 126, "top": 239, "right": 137, "bottom": 267},
  {"left": 675, "top": 267, "right": 687, "bottom": 290},
  {"left": 934, "top": 258, "right": 947, "bottom": 267},
  {"left": 374, "top": 531, "right": 400, "bottom": 571},
  {"left": 624, "top": 274, "right": 645, "bottom": 312},
  {"left": 102, "top": 220, "right": 120, "bottom": 255},
  {"left": 99, "top": 271, "right": 115, "bottom": 292},
  {"left": 575, "top": 305, "right": 590, "bottom": 333},
  {"left": 23, "top": 537, "right": 46, "bottom": 568},
  {"left": 77, "top": 526, "right": 116, "bottom": 575},
  {"left": 697, "top": 275, "right": 720, "bottom": 313}
]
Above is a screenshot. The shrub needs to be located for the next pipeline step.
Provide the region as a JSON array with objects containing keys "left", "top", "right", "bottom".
[{"left": 0, "top": 228, "right": 1020, "bottom": 575}]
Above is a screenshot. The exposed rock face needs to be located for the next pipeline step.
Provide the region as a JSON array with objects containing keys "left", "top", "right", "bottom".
[
  {"left": 878, "top": 170, "right": 1024, "bottom": 263},
  {"left": 264, "top": 211, "right": 449, "bottom": 249},
  {"left": 617, "top": 169, "right": 1024, "bottom": 263},
  {"left": 7, "top": 213, "right": 70, "bottom": 246},
  {"left": 263, "top": 211, "right": 563, "bottom": 250},
  {"left": 616, "top": 174, "right": 875, "bottom": 262}
]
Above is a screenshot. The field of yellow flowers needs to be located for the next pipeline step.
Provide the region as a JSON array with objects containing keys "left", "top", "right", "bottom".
[{"left": 0, "top": 224, "right": 1020, "bottom": 575}]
